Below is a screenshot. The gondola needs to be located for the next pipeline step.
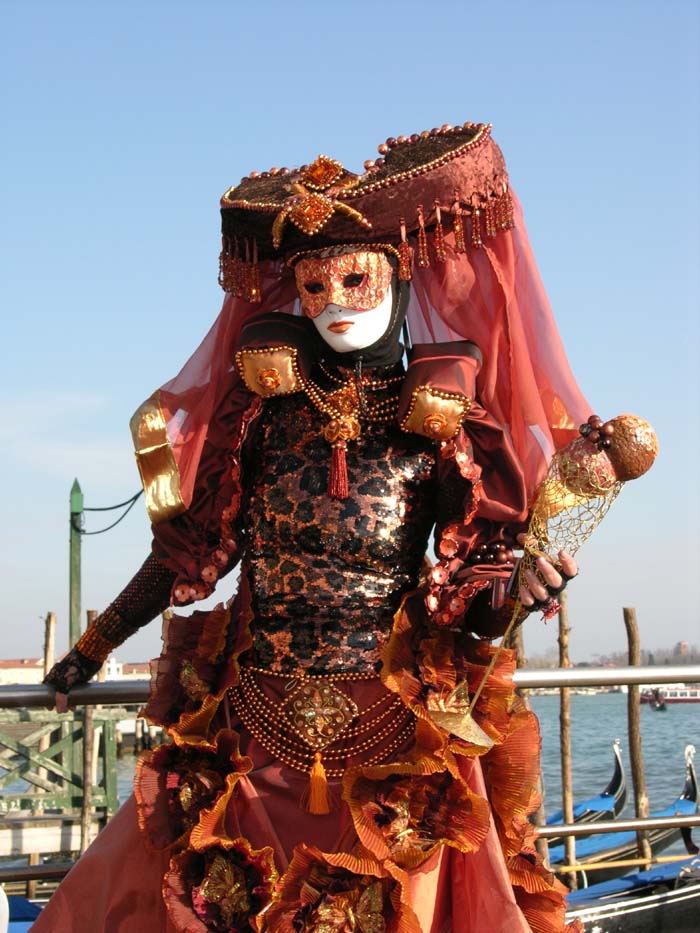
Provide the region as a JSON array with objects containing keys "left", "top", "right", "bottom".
[
  {"left": 545, "top": 740, "right": 627, "bottom": 847},
  {"left": 549, "top": 746, "right": 698, "bottom": 886},
  {"left": 565, "top": 856, "right": 700, "bottom": 932},
  {"left": 649, "top": 688, "right": 668, "bottom": 711}
]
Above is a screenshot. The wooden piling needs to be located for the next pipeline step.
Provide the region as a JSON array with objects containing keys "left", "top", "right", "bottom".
[
  {"left": 36, "top": 612, "right": 58, "bottom": 822},
  {"left": 623, "top": 607, "right": 652, "bottom": 864},
  {"left": 558, "top": 592, "right": 577, "bottom": 889},
  {"left": 80, "top": 706, "right": 94, "bottom": 855},
  {"left": 42, "top": 612, "right": 56, "bottom": 677},
  {"left": 27, "top": 853, "right": 38, "bottom": 900}
]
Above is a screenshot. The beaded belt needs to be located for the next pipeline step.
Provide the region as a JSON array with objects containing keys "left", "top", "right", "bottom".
[{"left": 229, "top": 667, "right": 415, "bottom": 813}]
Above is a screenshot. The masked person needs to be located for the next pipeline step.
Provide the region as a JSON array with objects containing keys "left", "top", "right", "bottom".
[{"left": 42, "top": 123, "right": 586, "bottom": 932}]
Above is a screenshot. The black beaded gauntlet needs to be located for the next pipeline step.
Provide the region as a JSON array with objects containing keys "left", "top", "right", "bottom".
[{"left": 44, "top": 553, "right": 176, "bottom": 694}]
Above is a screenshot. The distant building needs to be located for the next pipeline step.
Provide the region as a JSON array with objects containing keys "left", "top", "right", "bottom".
[
  {"left": 0, "top": 658, "right": 44, "bottom": 685},
  {"left": 674, "top": 641, "right": 689, "bottom": 657},
  {"left": 0, "top": 656, "right": 150, "bottom": 685},
  {"left": 98, "top": 657, "right": 151, "bottom": 680},
  {"left": 121, "top": 661, "right": 150, "bottom": 680}
]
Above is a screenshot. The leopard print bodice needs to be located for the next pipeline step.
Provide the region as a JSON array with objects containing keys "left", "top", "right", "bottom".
[{"left": 239, "top": 391, "right": 438, "bottom": 674}]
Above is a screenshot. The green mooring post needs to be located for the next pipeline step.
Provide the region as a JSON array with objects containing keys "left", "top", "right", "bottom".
[{"left": 69, "top": 478, "right": 83, "bottom": 648}]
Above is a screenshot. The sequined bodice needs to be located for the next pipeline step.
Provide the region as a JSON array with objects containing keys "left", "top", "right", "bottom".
[{"left": 240, "top": 391, "right": 437, "bottom": 674}]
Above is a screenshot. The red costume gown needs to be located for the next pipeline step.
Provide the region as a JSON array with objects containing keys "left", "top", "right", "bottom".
[{"left": 39, "top": 121, "right": 589, "bottom": 932}]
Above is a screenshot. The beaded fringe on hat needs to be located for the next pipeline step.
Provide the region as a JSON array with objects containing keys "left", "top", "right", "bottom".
[{"left": 219, "top": 237, "right": 262, "bottom": 303}]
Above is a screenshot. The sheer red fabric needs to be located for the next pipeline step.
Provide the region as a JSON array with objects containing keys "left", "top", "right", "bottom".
[
  {"left": 147, "top": 191, "right": 588, "bottom": 520},
  {"left": 156, "top": 267, "right": 298, "bottom": 512},
  {"left": 406, "top": 195, "right": 589, "bottom": 500}
]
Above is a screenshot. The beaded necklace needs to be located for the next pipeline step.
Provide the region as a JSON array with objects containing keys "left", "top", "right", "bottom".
[{"left": 303, "top": 366, "right": 403, "bottom": 499}]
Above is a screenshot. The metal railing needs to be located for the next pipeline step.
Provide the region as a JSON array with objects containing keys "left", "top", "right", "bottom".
[
  {"left": 1, "top": 663, "right": 698, "bottom": 708},
  {"left": 0, "top": 664, "right": 698, "bottom": 888},
  {"left": 536, "top": 813, "right": 700, "bottom": 838}
]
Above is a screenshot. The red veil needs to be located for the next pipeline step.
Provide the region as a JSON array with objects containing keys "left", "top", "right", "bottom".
[{"left": 138, "top": 191, "right": 588, "bottom": 531}]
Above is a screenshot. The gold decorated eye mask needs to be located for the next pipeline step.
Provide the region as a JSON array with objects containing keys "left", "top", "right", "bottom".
[{"left": 294, "top": 250, "right": 393, "bottom": 318}]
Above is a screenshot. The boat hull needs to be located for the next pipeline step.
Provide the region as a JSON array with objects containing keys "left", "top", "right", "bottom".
[{"left": 567, "top": 880, "right": 700, "bottom": 932}]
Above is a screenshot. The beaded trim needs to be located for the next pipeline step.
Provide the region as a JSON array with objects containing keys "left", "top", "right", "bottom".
[
  {"left": 285, "top": 242, "right": 401, "bottom": 268},
  {"left": 242, "top": 664, "right": 379, "bottom": 682},
  {"left": 221, "top": 125, "right": 492, "bottom": 210},
  {"left": 345, "top": 124, "right": 492, "bottom": 200},
  {"left": 234, "top": 345, "right": 306, "bottom": 397},
  {"left": 304, "top": 376, "right": 401, "bottom": 427},
  {"left": 317, "top": 362, "right": 404, "bottom": 389},
  {"left": 400, "top": 386, "right": 473, "bottom": 440},
  {"left": 230, "top": 669, "right": 415, "bottom": 778}
]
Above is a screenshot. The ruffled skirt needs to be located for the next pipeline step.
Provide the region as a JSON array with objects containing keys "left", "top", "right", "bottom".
[{"left": 33, "top": 595, "right": 576, "bottom": 932}]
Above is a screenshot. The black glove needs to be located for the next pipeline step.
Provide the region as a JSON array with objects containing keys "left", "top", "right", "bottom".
[{"left": 44, "top": 647, "right": 103, "bottom": 695}]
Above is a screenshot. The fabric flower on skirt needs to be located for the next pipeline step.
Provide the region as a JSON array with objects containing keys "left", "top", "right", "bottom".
[
  {"left": 163, "top": 837, "right": 277, "bottom": 933},
  {"left": 135, "top": 729, "right": 252, "bottom": 851},
  {"left": 260, "top": 844, "right": 421, "bottom": 933},
  {"left": 344, "top": 761, "right": 489, "bottom": 869}
]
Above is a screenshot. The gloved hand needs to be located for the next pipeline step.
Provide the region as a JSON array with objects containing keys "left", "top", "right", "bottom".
[{"left": 44, "top": 648, "right": 103, "bottom": 711}]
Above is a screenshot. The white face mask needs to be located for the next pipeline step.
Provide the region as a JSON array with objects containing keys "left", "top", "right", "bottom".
[{"left": 311, "top": 286, "right": 394, "bottom": 354}]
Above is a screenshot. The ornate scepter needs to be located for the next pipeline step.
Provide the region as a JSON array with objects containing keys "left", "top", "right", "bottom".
[{"left": 428, "top": 413, "right": 659, "bottom": 746}]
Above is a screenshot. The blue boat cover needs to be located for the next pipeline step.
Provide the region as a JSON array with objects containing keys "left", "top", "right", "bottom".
[
  {"left": 547, "top": 792, "right": 617, "bottom": 825},
  {"left": 8, "top": 897, "right": 41, "bottom": 921},
  {"left": 549, "top": 796, "right": 697, "bottom": 864}
]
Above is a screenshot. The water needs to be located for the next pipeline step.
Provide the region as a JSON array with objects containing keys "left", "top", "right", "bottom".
[
  {"left": 531, "top": 692, "right": 699, "bottom": 859},
  {"left": 530, "top": 693, "right": 699, "bottom": 815},
  {"left": 118, "top": 693, "right": 699, "bottom": 831}
]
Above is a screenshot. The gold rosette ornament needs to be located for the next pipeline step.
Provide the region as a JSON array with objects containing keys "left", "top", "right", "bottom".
[
  {"left": 259, "top": 844, "right": 422, "bottom": 933},
  {"left": 163, "top": 837, "right": 278, "bottom": 932},
  {"left": 323, "top": 415, "right": 361, "bottom": 446}
]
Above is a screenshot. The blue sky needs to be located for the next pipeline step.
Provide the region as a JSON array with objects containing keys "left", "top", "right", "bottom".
[{"left": 1, "top": 0, "right": 698, "bottom": 663}]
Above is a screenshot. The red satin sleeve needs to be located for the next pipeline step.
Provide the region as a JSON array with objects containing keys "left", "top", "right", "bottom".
[{"left": 427, "top": 400, "right": 529, "bottom": 636}]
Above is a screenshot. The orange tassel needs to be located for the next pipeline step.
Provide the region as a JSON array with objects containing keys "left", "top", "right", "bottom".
[
  {"left": 218, "top": 236, "right": 228, "bottom": 291},
  {"left": 307, "top": 752, "right": 332, "bottom": 815},
  {"left": 434, "top": 200, "right": 446, "bottom": 262},
  {"left": 452, "top": 194, "right": 466, "bottom": 253},
  {"left": 502, "top": 188, "right": 515, "bottom": 229},
  {"left": 249, "top": 238, "right": 261, "bottom": 303},
  {"left": 416, "top": 205, "right": 430, "bottom": 268},
  {"left": 484, "top": 197, "right": 497, "bottom": 239},
  {"left": 243, "top": 240, "right": 253, "bottom": 300},
  {"left": 229, "top": 237, "right": 244, "bottom": 296},
  {"left": 398, "top": 217, "right": 412, "bottom": 281},
  {"left": 328, "top": 441, "right": 349, "bottom": 499},
  {"left": 218, "top": 237, "right": 241, "bottom": 294},
  {"left": 470, "top": 205, "right": 483, "bottom": 248}
]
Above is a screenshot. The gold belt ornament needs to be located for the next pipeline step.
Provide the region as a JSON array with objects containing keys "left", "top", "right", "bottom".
[
  {"left": 230, "top": 668, "right": 414, "bottom": 816},
  {"left": 281, "top": 679, "right": 359, "bottom": 749}
]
